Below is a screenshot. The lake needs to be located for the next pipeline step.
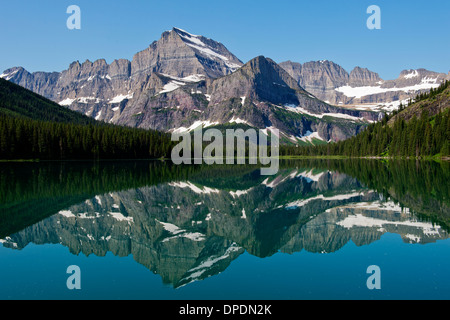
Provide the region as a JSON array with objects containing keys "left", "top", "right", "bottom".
[{"left": 0, "top": 159, "right": 449, "bottom": 300}]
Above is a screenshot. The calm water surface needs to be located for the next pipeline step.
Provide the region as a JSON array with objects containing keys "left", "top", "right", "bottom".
[{"left": 0, "top": 159, "right": 449, "bottom": 300}]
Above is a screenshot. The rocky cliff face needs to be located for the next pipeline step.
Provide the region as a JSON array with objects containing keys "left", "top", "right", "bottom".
[
  {"left": 203, "top": 56, "right": 378, "bottom": 142},
  {"left": 1, "top": 28, "right": 243, "bottom": 131},
  {"left": 280, "top": 60, "right": 349, "bottom": 104},
  {"left": 115, "top": 55, "right": 378, "bottom": 142},
  {"left": 0, "top": 67, "right": 60, "bottom": 99},
  {"left": 1, "top": 27, "right": 242, "bottom": 101},
  {"left": 131, "top": 28, "right": 242, "bottom": 81},
  {"left": 208, "top": 56, "right": 307, "bottom": 106},
  {"left": 382, "top": 68, "right": 446, "bottom": 89},
  {"left": 349, "top": 67, "right": 382, "bottom": 87},
  {"left": 279, "top": 61, "right": 447, "bottom": 112},
  {"left": 299, "top": 60, "right": 350, "bottom": 90}
]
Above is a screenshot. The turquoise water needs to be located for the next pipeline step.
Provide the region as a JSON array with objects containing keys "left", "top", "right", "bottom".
[{"left": 0, "top": 160, "right": 449, "bottom": 300}]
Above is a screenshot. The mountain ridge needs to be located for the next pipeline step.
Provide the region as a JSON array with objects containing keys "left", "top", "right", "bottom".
[{"left": 279, "top": 60, "right": 449, "bottom": 112}]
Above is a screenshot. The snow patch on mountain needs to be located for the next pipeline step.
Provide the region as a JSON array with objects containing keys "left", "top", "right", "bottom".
[
  {"left": 171, "top": 120, "right": 220, "bottom": 134},
  {"left": 336, "top": 78, "right": 440, "bottom": 99},
  {"left": 0, "top": 69, "right": 19, "bottom": 81},
  {"left": 173, "top": 27, "right": 241, "bottom": 71},
  {"left": 298, "top": 131, "right": 326, "bottom": 144},
  {"left": 403, "top": 70, "right": 419, "bottom": 79},
  {"left": 280, "top": 105, "right": 369, "bottom": 122},
  {"left": 229, "top": 117, "right": 252, "bottom": 126},
  {"left": 59, "top": 98, "right": 76, "bottom": 106},
  {"left": 109, "top": 92, "right": 134, "bottom": 104}
]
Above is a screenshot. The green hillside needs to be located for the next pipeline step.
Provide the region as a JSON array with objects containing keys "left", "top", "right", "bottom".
[
  {"left": 0, "top": 79, "right": 174, "bottom": 160},
  {"left": 0, "top": 78, "right": 97, "bottom": 125},
  {"left": 388, "top": 80, "right": 450, "bottom": 125}
]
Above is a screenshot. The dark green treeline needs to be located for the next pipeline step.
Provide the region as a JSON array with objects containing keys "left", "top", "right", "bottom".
[{"left": 0, "top": 115, "right": 174, "bottom": 160}]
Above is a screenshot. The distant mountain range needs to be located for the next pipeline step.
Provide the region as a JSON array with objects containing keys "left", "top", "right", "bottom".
[
  {"left": 1, "top": 27, "right": 448, "bottom": 144},
  {"left": 280, "top": 61, "right": 449, "bottom": 112}
]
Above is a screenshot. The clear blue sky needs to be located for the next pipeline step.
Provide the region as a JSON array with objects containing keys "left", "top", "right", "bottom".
[{"left": 0, "top": 0, "right": 448, "bottom": 80}]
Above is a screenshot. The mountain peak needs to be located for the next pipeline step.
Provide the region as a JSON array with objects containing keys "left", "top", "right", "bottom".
[
  {"left": 349, "top": 66, "right": 382, "bottom": 86},
  {"left": 247, "top": 55, "right": 273, "bottom": 65},
  {"left": 244, "top": 55, "right": 281, "bottom": 70},
  {"left": 173, "top": 28, "right": 243, "bottom": 74},
  {"left": 242, "top": 56, "right": 306, "bottom": 93},
  {"left": 0, "top": 67, "right": 28, "bottom": 82},
  {"left": 170, "top": 27, "right": 210, "bottom": 47},
  {"left": 172, "top": 27, "right": 200, "bottom": 38},
  {"left": 207, "top": 55, "right": 308, "bottom": 107},
  {"left": 130, "top": 27, "right": 243, "bottom": 80}
]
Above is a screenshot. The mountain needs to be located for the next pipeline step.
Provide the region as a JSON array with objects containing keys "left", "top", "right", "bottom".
[
  {"left": 280, "top": 61, "right": 449, "bottom": 113},
  {"left": 1, "top": 28, "right": 380, "bottom": 144},
  {"left": 203, "top": 56, "right": 379, "bottom": 143},
  {"left": 115, "top": 55, "right": 380, "bottom": 143}
]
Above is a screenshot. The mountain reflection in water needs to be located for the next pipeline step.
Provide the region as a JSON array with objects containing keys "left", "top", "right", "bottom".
[{"left": 0, "top": 160, "right": 449, "bottom": 289}]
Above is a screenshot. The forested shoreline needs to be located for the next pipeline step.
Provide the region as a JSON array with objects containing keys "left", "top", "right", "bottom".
[{"left": 0, "top": 114, "right": 174, "bottom": 160}]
